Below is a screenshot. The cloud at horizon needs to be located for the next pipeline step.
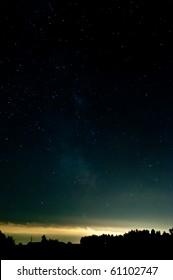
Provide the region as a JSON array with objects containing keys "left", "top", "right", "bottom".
[{"left": 1, "top": 219, "right": 172, "bottom": 244}]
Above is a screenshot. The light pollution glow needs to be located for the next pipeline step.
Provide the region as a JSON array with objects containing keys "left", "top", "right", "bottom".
[{"left": 0, "top": 221, "right": 170, "bottom": 244}]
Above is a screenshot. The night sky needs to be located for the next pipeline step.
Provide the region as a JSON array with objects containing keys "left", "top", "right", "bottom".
[{"left": 1, "top": 0, "right": 173, "bottom": 243}]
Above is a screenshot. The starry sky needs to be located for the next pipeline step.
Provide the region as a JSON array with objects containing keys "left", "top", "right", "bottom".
[{"left": 1, "top": 0, "right": 173, "bottom": 243}]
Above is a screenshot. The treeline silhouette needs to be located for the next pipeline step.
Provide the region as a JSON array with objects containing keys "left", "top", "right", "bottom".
[{"left": 1, "top": 228, "right": 173, "bottom": 259}]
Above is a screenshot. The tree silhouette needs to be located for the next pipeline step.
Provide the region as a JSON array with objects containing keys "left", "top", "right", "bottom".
[
  {"left": 41, "top": 235, "right": 48, "bottom": 243},
  {"left": 1, "top": 227, "right": 173, "bottom": 259},
  {"left": 0, "top": 230, "right": 6, "bottom": 244}
]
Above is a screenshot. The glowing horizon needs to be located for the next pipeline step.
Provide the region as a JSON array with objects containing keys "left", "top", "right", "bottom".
[{"left": 0, "top": 221, "right": 171, "bottom": 244}]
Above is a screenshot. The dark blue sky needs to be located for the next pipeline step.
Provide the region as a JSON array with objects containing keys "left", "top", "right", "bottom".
[{"left": 0, "top": 0, "right": 173, "bottom": 241}]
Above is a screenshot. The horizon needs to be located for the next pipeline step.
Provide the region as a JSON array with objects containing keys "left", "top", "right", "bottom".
[{"left": 1, "top": 222, "right": 172, "bottom": 245}]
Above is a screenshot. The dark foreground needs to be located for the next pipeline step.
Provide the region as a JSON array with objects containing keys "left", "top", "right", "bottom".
[{"left": 1, "top": 229, "right": 173, "bottom": 260}]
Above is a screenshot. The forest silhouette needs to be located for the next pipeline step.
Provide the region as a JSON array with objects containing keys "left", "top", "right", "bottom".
[{"left": 1, "top": 228, "right": 173, "bottom": 259}]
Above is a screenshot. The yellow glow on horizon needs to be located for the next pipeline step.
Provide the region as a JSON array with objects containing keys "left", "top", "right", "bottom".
[
  {"left": 0, "top": 221, "right": 170, "bottom": 244},
  {"left": 0, "top": 222, "right": 128, "bottom": 238}
]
